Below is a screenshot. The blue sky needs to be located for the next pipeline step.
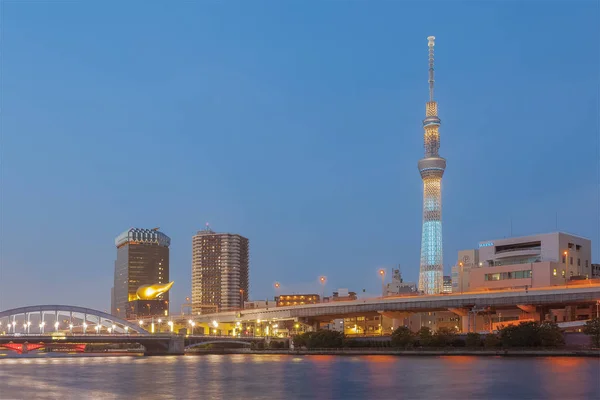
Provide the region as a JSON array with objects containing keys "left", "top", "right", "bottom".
[{"left": 1, "top": 1, "right": 598, "bottom": 313}]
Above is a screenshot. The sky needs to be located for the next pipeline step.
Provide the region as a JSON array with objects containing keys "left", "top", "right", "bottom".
[{"left": 1, "top": 0, "right": 598, "bottom": 313}]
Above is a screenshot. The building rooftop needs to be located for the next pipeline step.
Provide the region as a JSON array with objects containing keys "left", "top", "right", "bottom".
[{"left": 115, "top": 227, "right": 171, "bottom": 248}]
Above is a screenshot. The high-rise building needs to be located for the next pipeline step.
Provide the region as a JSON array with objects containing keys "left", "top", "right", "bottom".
[
  {"left": 111, "top": 227, "right": 172, "bottom": 319},
  {"left": 418, "top": 36, "right": 446, "bottom": 294},
  {"left": 191, "top": 226, "right": 249, "bottom": 315}
]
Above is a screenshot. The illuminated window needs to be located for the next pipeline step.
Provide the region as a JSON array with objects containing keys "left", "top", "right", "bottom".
[{"left": 553, "top": 269, "right": 557, "bottom": 276}]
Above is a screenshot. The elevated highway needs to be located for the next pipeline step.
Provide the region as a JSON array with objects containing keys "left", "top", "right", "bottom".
[{"left": 193, "top": 285, "right": 600, "bottom": 324}]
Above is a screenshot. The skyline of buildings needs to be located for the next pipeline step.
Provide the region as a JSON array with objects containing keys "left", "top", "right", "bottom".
[
  {"left": 191, "top": 225, "right": 250, "bottom": 314},
  {"left": 418, "top": 36, "right": 446, "bottom": 295},
  {"left": 91, "top": 35, "right": 597, "bottom": 314}
]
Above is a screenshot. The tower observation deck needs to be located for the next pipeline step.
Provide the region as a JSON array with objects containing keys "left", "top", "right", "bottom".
[{"left": 418, "top": 36, "right": 446, "bottom": 294}]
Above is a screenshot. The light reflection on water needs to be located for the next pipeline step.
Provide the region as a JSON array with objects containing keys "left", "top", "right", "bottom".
[{"left": 0, "top": 355, "right": 598, "bottom": 399}]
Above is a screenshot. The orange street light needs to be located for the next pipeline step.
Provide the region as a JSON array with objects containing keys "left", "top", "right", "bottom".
[
  {"left": 319, "top": 276, "right": 327, "bottom": 303},
  {"left": 379, "top": 269, "right": 386, "bottom": 296},
  {"left": 274, "top": 282, "right": 280, "bottom": 289}
]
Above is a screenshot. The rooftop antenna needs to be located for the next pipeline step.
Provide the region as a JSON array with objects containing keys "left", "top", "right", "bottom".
[
  {"left": 205, "top": 222, "right": 211, "bottom": 231},
  {"left": 427, "top": 36, "right": 435, "bottom": 101}
]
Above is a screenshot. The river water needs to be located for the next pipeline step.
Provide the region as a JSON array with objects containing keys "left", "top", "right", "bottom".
[{"left": 0, "top": 354, "right": 598, "bottom": 399}]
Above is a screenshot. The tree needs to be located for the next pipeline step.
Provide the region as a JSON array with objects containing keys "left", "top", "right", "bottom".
[
  {"left": 583, "top": 318, "right": 600, "bottom": 348},
  {"left": 416, "top": 326, "right": 433, "bottom": 347},
  {"left": 538, "top": 322, "right": 565, "bottom": 347},
  {"left": 499, "top": 321, "right": 564, "bottom": 348},
  {"left": 484, "top": 333, "right": 501, "bottom": 348},
  {"left": 465, "top": 332, "right": 482, "bottom": 348},
  {"left": 391, "top": 326, "right": 413, "bottom": 348},
  {"left": 293, "top": 330, "right": 345, "bottom": 349},
  {"left": 431, "top": 327, "right": 456, "bottom": 347}
]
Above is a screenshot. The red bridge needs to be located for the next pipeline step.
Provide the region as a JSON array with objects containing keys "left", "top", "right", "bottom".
[{"left": 0, "top": 342, "right": 87, "bottom": 354}]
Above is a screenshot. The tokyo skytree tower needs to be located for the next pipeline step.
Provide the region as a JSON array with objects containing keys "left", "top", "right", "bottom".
[{"left": 418, "top": 36, "right": 445, "bottom": 294}]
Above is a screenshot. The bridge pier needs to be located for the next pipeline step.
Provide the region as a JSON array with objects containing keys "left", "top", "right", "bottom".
[{"left": 143, "top": 336, "right": 185, "bottom": 356}]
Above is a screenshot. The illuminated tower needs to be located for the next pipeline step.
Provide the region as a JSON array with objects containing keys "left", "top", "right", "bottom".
[{"left": 418, "top": 36, "right": 445, "bottom": 294}]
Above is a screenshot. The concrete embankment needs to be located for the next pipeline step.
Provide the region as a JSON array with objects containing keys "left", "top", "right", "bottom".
[{"left": 187, "top": 348, "right": 600, "bottom": 357}]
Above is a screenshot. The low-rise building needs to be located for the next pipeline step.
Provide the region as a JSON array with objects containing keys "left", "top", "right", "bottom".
[
  {"left": 592, "top": 263, "right": 600, "bottom": 278},
  {"left": 275, "top": 294, "right": 320, "bottom": 307},
  {"left": 331, "top": 289, "right": 357, "bottom": 302},
  {"left": 442, "top": 276, "right": 452, "bottom": 293},
  {"left": 244, "top": 300, "right": 268, "bottom": 310},
  {"left": 459, "top": 232, "right": 592, "bottom": 292},
  {"left": 385, "top": 269, "right": 417, "bottom": 296}
]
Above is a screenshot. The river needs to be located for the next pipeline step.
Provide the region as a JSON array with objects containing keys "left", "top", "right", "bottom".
[{"left": 0, "top": 354, "right": 598, "bottom": 399}]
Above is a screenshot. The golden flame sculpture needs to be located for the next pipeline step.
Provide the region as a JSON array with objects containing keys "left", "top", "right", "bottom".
[{"left": 136, "top": 281, "right": 174, "bottom": 300}]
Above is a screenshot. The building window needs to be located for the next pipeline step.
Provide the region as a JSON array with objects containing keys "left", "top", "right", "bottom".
[
  {"left": 577, "top": 258, "right": 580, "bottom": 266},
  {"left": 585, "top": 260, "right": 589, "bottom": 268},
  {"left": 570, "top": 257, "right": 573, "bottom": 265},
  {"left": 562, "top": 255, "right": 566, "bottom": 263}
]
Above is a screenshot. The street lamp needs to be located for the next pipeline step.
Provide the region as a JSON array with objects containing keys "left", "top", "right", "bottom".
[
  {"left": 168, "top": 321, "right": 174, "bottom": 333},
  {"left": 112, "top": 324, "right": 116, "bottom": 334},
  {"left": 83, "top": 323, "right": 88, "bottom": 334},
  {"left": 379, "top": 269, "right": 386, "bottom": 297},
  {"left": 27, "top": 321, "right": 31, "bottom": 334},
  {"left": 12, "top": 321, "right": 16, "bottom": 333},
  {"left": 23, "top": 323, "right": 27, "bottom": 334},
  {"left": 564, "top": 250, "right": 569, "bottom": 286},
  {"left": 157, "top": 319, "right": 162, "bottom": 334},
  {"left": 124, "top": 326, "right": 129, "bottom": 335},
  {"left": 69, "top": 323, "right": 73, "bottom": 334},
  {"left": 319, "top": 276, "right": 327, "bottom": 302},
  {"left": 39, "top": 322, "right": 46, "bottom": 334},
  {"left": 54, "top": 321, "right": 59, "bottom": 332}
]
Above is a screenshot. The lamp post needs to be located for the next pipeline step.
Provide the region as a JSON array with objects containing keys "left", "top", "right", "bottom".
[
  {"left": 39, "top": 322, "right": 46, "bottom": 334},
  {"left": 112, "top": 324, "right": 116, "bottom": 335},
  {"left": 83, "top": 323, "right": 88, "bottom": 335},
  {"left": 125, "top": 326, "right": 129, "bottom": 335},
  {"left": 274, "top": 282, "right": 281, "bottom": 299},
  {"left": 564, "top": 250, "right": 569, "bottom": 287},
  {"left": 168, "top": 320, "right": 174, "bottom": 333},
  {"left": 458, "top": 262, "right": 464, "bottom": 294},
  {"left": 379, "top": 269, "right": 386, "bottom": 297},
  {"left": 69, "top": 323, "right": 73, "bottom": 334},
  {"left": 157, "top": 319, "right": 162, "bottom": 334},
  {"left": 27, "top": 321, "right": 31, "bottom": 335},
  {"left": 54, "top": 321, "right": 59, "bottom": 332},
  {"left": 319, "top": 276, "right": 327, "bottom": 302}
]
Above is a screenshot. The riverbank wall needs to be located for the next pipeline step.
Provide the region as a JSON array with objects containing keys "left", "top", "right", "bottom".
[{"left": 188, "top": 348, "right": 600, "bottom": 357}]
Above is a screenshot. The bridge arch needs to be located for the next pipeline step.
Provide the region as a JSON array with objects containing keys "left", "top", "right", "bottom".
[{"left": 0, "top": 305, "right": 149, "bottom": 335}]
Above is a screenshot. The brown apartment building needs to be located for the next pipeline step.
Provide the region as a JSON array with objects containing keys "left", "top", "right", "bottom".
[{"left": 191, "top": 226, "right": 249, "bottom": 315}]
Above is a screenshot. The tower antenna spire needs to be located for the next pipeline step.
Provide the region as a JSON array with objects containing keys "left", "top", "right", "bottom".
[{"left": 428, "top": 36, "right": 435, "bottom": 101}]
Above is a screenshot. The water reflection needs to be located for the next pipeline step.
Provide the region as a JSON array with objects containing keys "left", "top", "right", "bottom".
[{"left": 0, "top": 355, "right": 597, "bottom": 399}]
